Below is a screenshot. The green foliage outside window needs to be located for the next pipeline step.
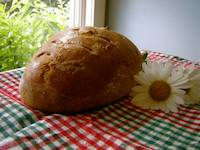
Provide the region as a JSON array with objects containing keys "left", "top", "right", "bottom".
[{"left": 0, "top": 0, "right": 69, "bottom": 71}]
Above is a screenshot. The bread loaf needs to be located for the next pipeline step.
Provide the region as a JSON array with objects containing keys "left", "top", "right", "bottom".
[{"left": 19, "top": 27, "right": 142, "bottom": 113}]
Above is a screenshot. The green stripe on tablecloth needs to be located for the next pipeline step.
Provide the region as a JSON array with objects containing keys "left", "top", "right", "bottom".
[
  {"left": 100, "top": 102, "right": 200, "bottom": 149},
  {"left": 117, "top": 101, "right": 199, "bottom": 138},
  {"left": 13, "top": 69, "right": 24, "bottom": 79},
  {"left": 0, "top": 94, "right": 38, "bottom": 140},
  {"left": 5, "top": 69, "right": 24, "bottom": 80},
  {"left": 15, "top": 122, "right": 50, "bottom": 149},
  {"left": 134, "top": 118, "right": 200, "bottom": 149},
  {"left": 13, "top": 120, "right": 73, "bottom": 149},
  {"left": 101, "top": 105, "right": 161, "bottom": 148}
]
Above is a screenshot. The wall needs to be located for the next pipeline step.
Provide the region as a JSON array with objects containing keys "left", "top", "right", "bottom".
[{"left": 106, "top": 0, "right": 200, "bottom": 61}]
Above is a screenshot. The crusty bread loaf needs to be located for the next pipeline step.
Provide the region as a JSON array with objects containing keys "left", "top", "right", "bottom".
[{"left": 19, "top": 27, "right": 142, "bottom": 113}]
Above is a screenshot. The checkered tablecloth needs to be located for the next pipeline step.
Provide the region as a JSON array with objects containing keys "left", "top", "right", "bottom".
[{"left": 0, "top": 51, "right": 200, "bottom": 150}]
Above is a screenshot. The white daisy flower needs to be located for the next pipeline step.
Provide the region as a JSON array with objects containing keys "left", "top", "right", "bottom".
[
  {"left": 179, "top": 64, "right": 200, "bottom": 104},
  {"left": 130, "top": 61, "right": 190, "bottom": 112}
]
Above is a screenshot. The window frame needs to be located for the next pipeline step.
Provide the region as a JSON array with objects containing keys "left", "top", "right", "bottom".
[{"left": 69, "top": 0, "right": 106, "bottom": 27}]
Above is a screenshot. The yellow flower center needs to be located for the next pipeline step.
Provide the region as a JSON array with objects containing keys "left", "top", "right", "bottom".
[{"left": 149, "top": 80, "right": 171, "bottom": 101}]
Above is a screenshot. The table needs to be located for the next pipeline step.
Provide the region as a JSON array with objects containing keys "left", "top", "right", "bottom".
[{"left": 0, "top": 51, "right": 200, "bottom": 149}]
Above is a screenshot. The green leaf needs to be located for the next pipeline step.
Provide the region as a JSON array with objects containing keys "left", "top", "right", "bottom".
[
  {"left": 0, "top": 0, "right": 69, "bottom": 72},
  {"left": 142, "top": 52, "right": 148, "bottom": 62}
]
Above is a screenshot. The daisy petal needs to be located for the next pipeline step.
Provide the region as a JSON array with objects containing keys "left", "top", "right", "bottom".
[{"left": 130, "top": 60, "right": 187, "bottom": 113}]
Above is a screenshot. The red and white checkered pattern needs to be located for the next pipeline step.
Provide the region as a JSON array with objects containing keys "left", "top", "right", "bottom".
[{"left": 0, "top": 51, "right": 199, "bottom": 149}]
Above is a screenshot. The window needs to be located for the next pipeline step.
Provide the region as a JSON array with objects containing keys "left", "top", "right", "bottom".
[{"left": 69, "top": 0, "right": 106, "bottom": 27}]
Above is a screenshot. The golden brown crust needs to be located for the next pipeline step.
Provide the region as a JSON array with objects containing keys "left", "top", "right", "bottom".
[{"left": 19, "top": 27, "right": 143, "bottom": 113}]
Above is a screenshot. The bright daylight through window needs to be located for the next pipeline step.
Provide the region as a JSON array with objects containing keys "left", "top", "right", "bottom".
[{"left": 0, "top": 0, "right": 69, "bottom": 71}]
